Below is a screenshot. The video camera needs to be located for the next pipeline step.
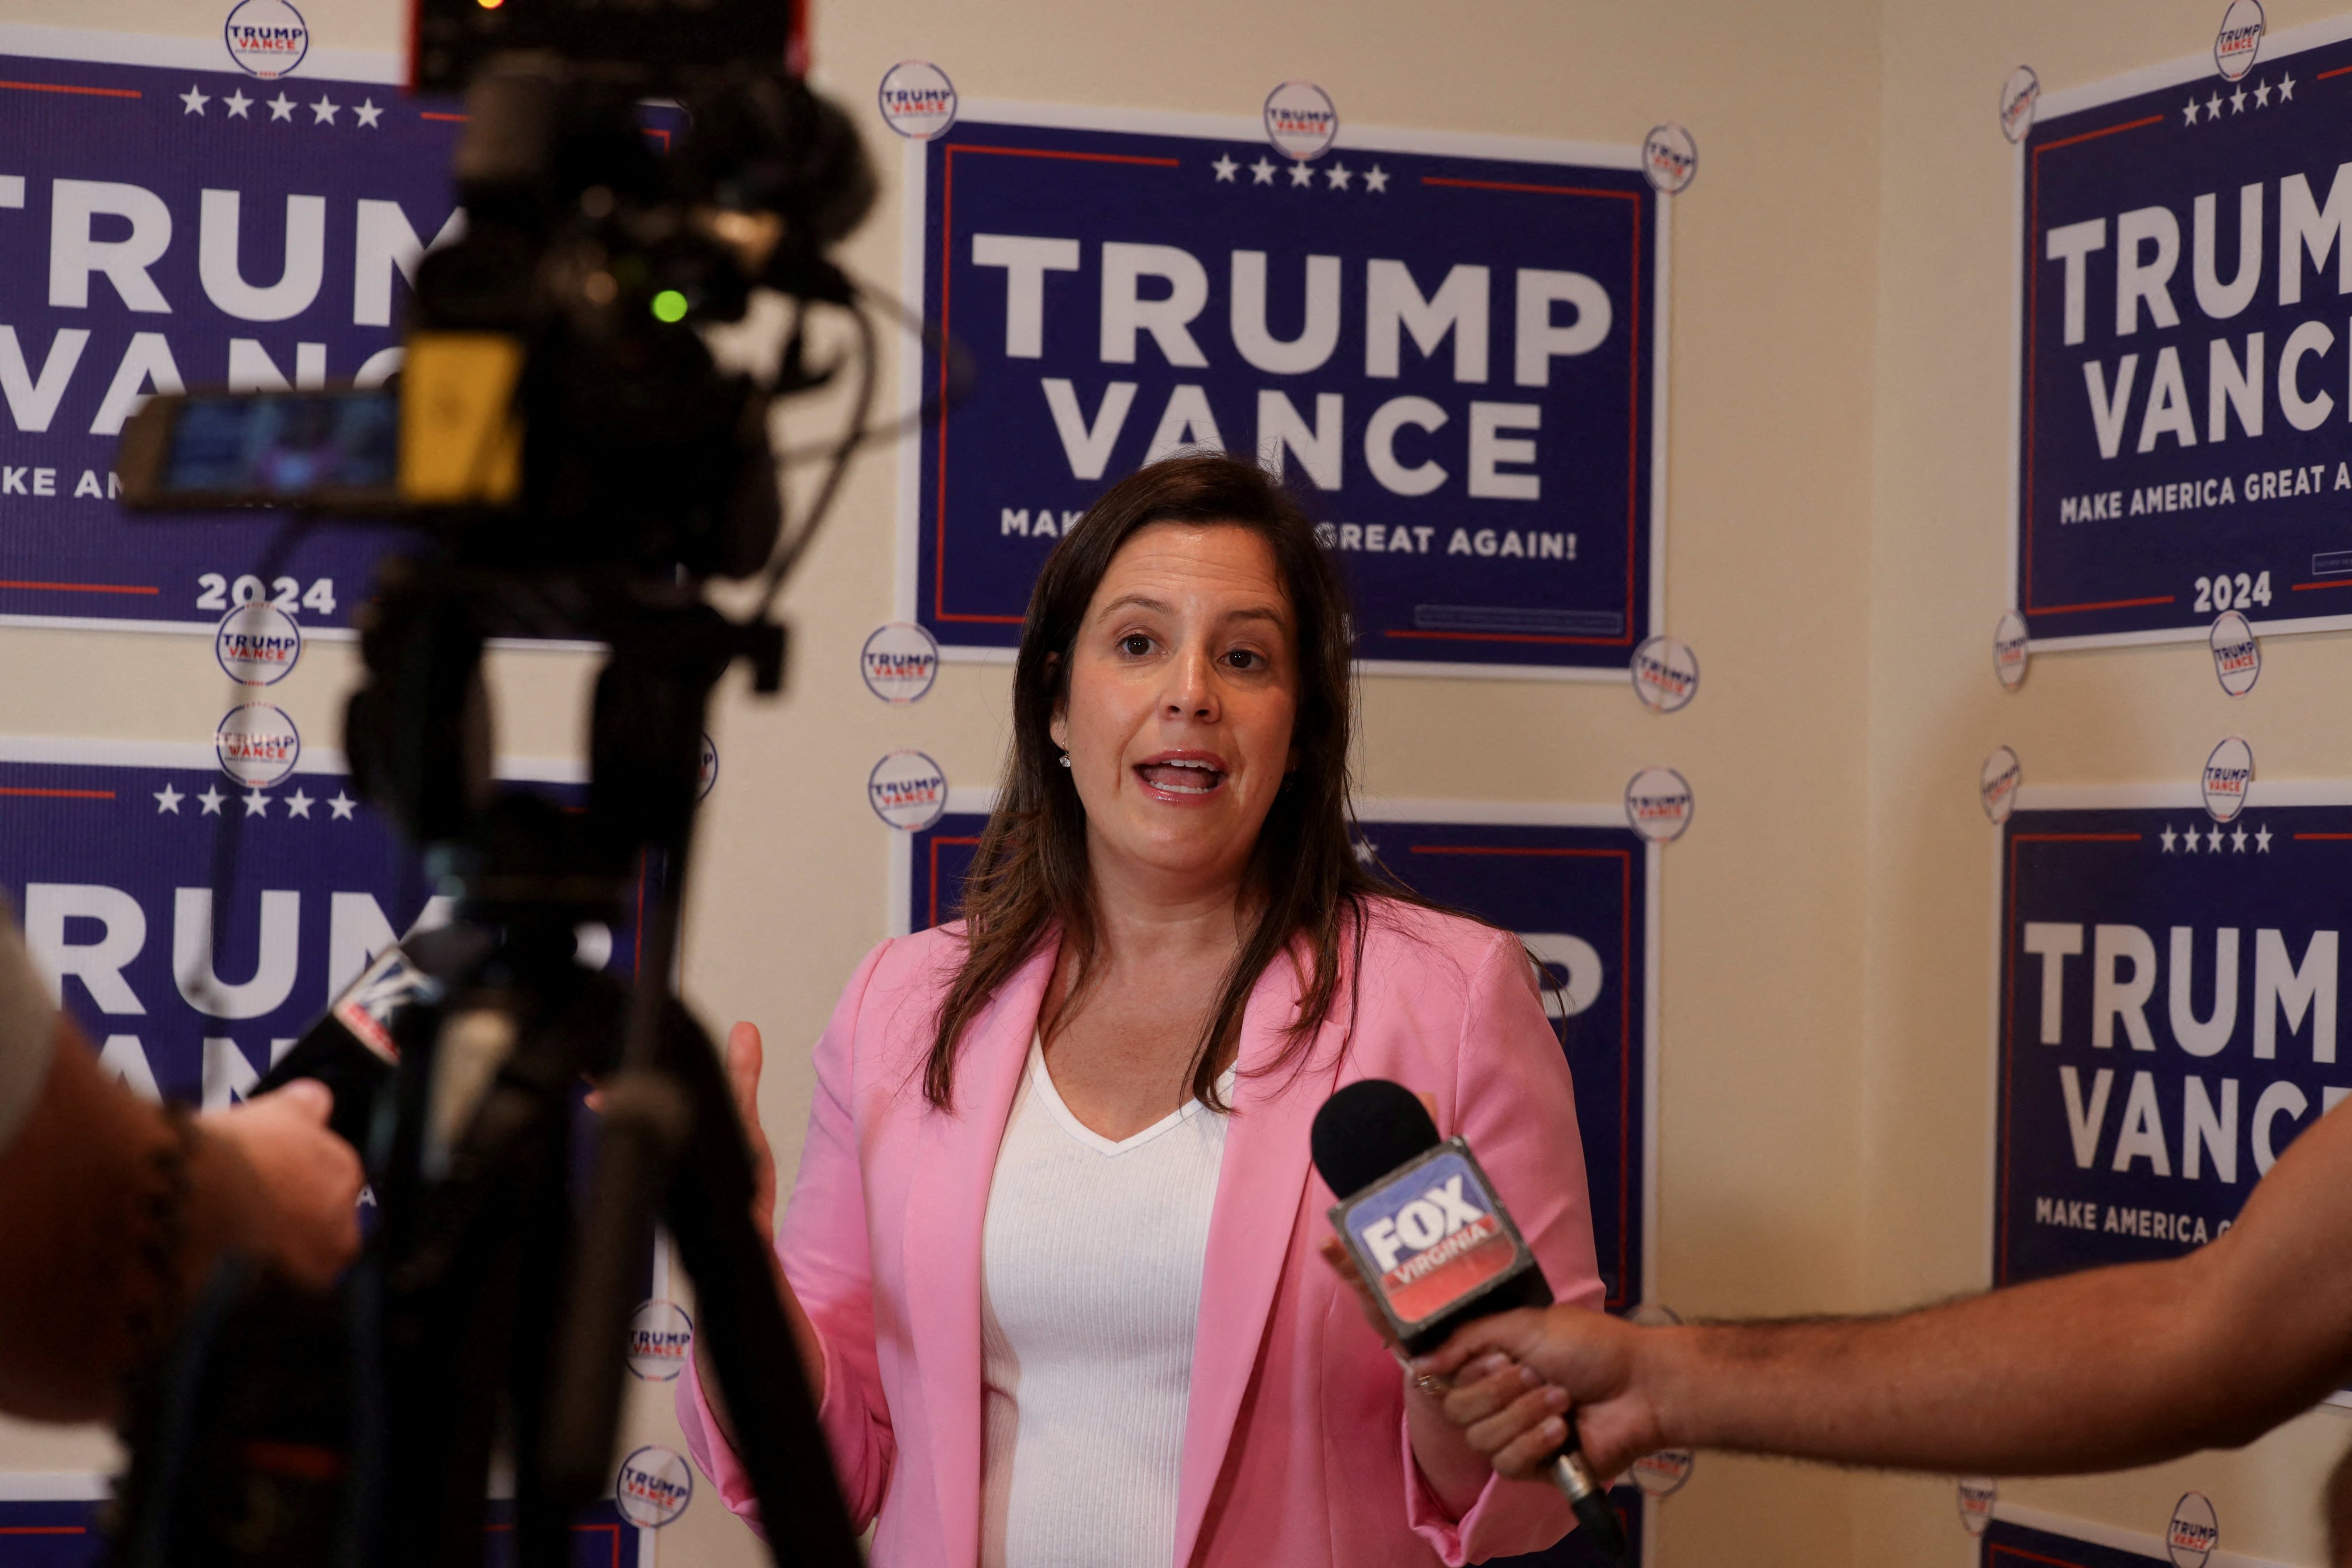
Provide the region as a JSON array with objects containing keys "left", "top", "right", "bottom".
[{"left": 106, "top": 4, "right": 905, "bottom": 1566}]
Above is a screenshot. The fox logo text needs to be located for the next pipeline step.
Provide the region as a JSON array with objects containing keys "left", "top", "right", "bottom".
[
  {"left": 1343, "top": 1149, "right": 1521, "bottom": 1326},
  {"left": 613, "top": 1446, "right": 693, "bottom": 1528},
  {"left": 2202, "top": 736, "right": 2253, "bottom": 822},
  {"left": 223, "top": 0, "right": 308, "bottom": 78}
]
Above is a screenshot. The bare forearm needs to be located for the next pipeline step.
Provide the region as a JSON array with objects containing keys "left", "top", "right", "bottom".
[
  {"left": 1648, "top": 1256, "right": 2317, "bottom": 1474},
  {"left": 0, "top": 1025, "right": 260, "bottom": 1420}
]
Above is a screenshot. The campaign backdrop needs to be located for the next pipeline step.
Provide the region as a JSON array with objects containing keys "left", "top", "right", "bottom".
[
  {"left": 1982, "top": 1503, "right": 2288, "bottom": 1568},
  {"left": 893, "top": 792, "right": 1658, "bottom": 1311},
  {"left": 899, "top": 103, "right": 1667, "bottom": 679},
  {"left": 1994, "top": 785, "right": 2352, "bottom": 1304},
  {"left": 0, "top": 739, "right": 636, "bottom": 1106},
  {"left": 0, "top": 30, "right": 458, "bottom": 634},
  {"left": 2014, "top": 14, "right": 2352, "bottom": 647}
]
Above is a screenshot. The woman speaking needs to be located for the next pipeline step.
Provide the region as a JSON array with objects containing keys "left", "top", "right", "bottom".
[{"left": 681, "top": 453, "right": 1604, "bottom": 1566}]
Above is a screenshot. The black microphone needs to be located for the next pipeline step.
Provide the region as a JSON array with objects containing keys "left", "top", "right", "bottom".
[{"left": 1311, "top": 1078, "right": 1629, "bottom": 1567}]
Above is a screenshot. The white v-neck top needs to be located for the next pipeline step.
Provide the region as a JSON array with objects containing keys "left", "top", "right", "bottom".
[{"left": 976, "top": 1037, "right": 1234, "bottom": 1568}]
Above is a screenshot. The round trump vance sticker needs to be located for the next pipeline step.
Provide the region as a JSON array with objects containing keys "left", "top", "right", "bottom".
[
  {"left": 2168, "top": 1491, "right": 2218, "bottom": 1568},
  {"left": 868, "top": 749, "right": 948, "bottom": 831},
  {"left": 1980, "top": 746, "right": 2021, "bottom": 825},
  {"left": 1624, "top": 767, "right": 1693, "bottom": 843},
  {"left": 1957, "top": 1478, "right": 1995, "bottom": 1535},
  {"left": 215, "top": 602, "right": 302, "bottom": 686},
  {"left": 1263, "top": 81, "right": 1338, "bottom": 161},
  {"left": 862, "top": 621, "right": 941, "bottom": 703},
  {"left": 1992, "top": 610, "right": 2029, "bottom": 691},
  {"left": 1641, "top": 123, "right": 1697, "bottom": 194},
  {"left": 2202, "top": 736, "right": 2253, "bottom": 822},
  {"left": 215, "top": 703, "right": 301, "bottom": 787},
  {"left": 2213, "top": 0, "right": 2264, "bottom": 82},
  {"left": 223, "top": 0, "right": 308, "bottom": 78},
  {"left": 2208, "top": 611, "right": 2259, "bottom": 696},
  {"left": 877, "top": 60, "right": 957, "bottom": 140},
  {"left": 1999, "top": 66, "right": 2040, "bottom": 143},
  {"left": 626, "top": 1300, "right": 694, "bottom": 1381},
  {"left": 613, "top": 1446, "right": 693, "bottom": 1528},
  {"left": 1629, "top": 635, "right": 1698, "bottom": 713}
]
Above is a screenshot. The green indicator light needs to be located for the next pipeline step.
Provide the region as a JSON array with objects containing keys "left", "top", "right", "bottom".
[{"left": 650, "top": 289, "right": 689, "bottom": 323}]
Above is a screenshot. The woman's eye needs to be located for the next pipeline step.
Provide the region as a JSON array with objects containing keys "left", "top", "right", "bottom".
[
  {"left": 1119, "top": 634, "right": 1152, "bottom": 656},
  {"left": 1225, "top": 649, "right": 1261, "bottom": 669}
]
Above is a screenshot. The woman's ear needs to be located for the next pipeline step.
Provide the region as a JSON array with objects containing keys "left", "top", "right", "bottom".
[{"left": 1045, "top": 652, "right": 1068, "bottom": 751}]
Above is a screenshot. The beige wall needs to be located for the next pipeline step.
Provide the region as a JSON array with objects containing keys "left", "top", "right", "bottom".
[{"left": 22, "top": 1, "right": 2341, "bottom": 1566}]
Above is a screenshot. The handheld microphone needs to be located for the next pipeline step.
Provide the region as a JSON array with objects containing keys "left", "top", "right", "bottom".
[{"left": 1311, "top": 1078, "right": 1629, "bottom": 1568}]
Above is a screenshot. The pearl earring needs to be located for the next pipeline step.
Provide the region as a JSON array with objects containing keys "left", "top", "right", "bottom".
[{"left": 1057, "top": 752, "right": 1072, "bottom": 768}]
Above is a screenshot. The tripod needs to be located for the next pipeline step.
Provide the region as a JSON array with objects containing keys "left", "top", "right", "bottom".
[{"left": 109, "top": 566, "right": 863, "bottom": 1568}]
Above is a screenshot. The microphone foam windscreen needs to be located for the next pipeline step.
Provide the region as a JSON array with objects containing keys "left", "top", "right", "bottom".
[{"left": 1311, "top": 1077, "right": 1441, "bottom": 1200}]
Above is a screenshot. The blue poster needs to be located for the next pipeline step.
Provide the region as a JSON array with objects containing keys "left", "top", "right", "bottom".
[
  {"left": 895, "top": 797, "right": 1656, "bottom": 1310},
  {"left": 2014, "top": 16, "right": 2352, "bottom": 648},
  {"left": 901, "top": 105, "right": 1666, "bottom": 678},
  {"left": 0, "top": 1490, "right": 653, "bottom": 1568},
  {"left": 0, "top": 38, "right": 457, "bottom": 632},
  {"left": 0, "top": 740, "right": 631, "bottom": 1107},
  {"left": 1994, "top": 788, "right": 2351, "bottom": 1289}
]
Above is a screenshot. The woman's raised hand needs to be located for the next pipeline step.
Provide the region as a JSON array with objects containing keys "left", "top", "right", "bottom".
[{"left": 724, "top": 1020, "right": 778, "bottom": 1243}]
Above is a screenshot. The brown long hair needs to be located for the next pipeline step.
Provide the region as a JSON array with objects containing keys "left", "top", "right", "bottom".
[{"left": 924, "top": 451, "right": 1419, "bottom": 1113}]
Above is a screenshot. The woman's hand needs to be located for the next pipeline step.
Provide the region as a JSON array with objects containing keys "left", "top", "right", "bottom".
[
  {"left": 724, "top": 1021, "right": 778, "bottom": 1243},
  {"left": 694, "top": 1019, "right": 827, "bottom": 1440}
]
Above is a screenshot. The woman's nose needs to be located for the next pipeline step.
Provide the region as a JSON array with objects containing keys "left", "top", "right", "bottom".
[{"left": 1162, "top": 647, "right": 1218, "bottom": 720}]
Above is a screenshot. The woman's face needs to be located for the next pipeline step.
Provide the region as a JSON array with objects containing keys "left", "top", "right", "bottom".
[{"left": 1050, "top": 522, "right": 1300, "bottom": 899}]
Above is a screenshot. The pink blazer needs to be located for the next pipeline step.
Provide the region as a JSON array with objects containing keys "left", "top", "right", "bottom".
[{"left": 678, "top": 899, "right": 1605, "bottom": 1566}]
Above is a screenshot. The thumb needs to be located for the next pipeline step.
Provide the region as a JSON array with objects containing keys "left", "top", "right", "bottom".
[
  {"left": 724, "top": 1021, "right": 764, "bottom": 1110},
  {"left": 270, "top": 1077, "right": 335, "bottom": 1123}
]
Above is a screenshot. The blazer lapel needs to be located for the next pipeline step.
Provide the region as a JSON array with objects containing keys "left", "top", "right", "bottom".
[
  {"left": 1171, "top": 954, "right": 1350, "bottom": 1568},
  {"left": 899, "top": 940, "right": 1056, "bottom": 1568}
]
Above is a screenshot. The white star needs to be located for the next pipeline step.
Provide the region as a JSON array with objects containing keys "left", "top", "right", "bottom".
[
  {"left": 224, "top": 88, "right": 252, "bottom": 118},
  {"left": 1250, "top": 157, "right": 1276, "bottom": 185},
  {"left": 1326, "top": 161, "right": 1352, "bottom": 190},
  {"left": 2257, "top": 824, "right": 2274, "bottom": 851},
  {"left": 2183, "top": 827, "right": 2200, "bottom": 853},
  {"left": 268, "top": 92, "right": 295, "bottom": 122},
  {"left": 197, "top": 785, "right": 226, "bottom": 816},
  {"left": 155, "top": 783, "right": 184, "bottom": 814},
  {"left": 2280, "top": 72, "right": 2297, "bottom": 101},
  {"left": 2208, "top": 90, "right": 2224, "bottom": 117},
  {"left": 1287, "top": 161, "right": 1314, "bottom": 188},
  {"left": 2208, "top": 826, "right": 2225, "bottom": 852},
  {"left": 328, "top": 790, "right": 357, "bottom": 821},
  {"left": 2231, "top": 825, "right": 2249, "bottom": 851},
  {"left": 1364, "top": 164, "right": 1390, "bottom": 192},
  {"left": 1353, "top": 837, "right": 1378, "bottom": 864},
  {"left": 2254, "top": 79, "right": 2273, "bottom": 108},
  {"left": 353, "top": 98, "right": 383, "bottom": 129},
  {"left": 180, "top": 84, "right": 208, "bottom": 115},
  {"left": 242, "top": 789, "right": 270, "bottom": 817},
  {"left": 2184, "top": 98, "right": 2201, "bottom": 125},
  {"left": 2230, "top": 85, "right": 2248, "bottom": 114},
  {"left": 2160, "top": 824, "right": 2177, "bottom": 852},
  {"left": 284, "top": 788, "right": 314, "bottom": 819},
  {"left": 1211, "top": 153, "right": 1238, "bottom": 182},
  {"left": 310, "top": 95, "right": 339, "bottom": 125}
]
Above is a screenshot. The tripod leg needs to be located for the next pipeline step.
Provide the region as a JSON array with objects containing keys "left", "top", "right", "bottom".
[{"left": 653, "top": 1002, "right": 862, "bottom": 1568}]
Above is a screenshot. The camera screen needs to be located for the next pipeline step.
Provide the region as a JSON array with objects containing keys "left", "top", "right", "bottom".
[{"left": 164, "top": 389, "right": 398, "bottom": 501}]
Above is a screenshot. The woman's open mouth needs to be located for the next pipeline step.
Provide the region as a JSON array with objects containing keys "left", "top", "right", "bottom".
[{"left": 1134, "top": 754, "right": 1228, "bottom": 797}]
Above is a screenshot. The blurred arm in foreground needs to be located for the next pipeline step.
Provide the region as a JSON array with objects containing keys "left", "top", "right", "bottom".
[{"left": 0, "top": 911, "right": 362, "bottom": 1421}]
